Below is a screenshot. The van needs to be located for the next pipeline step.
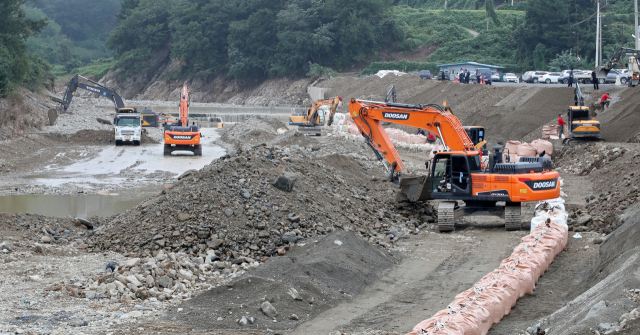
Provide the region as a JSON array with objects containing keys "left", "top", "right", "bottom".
[
  {"left": 419, "top": 70, "right": 432, "bottom": 79},
  {"left": 477, "top": 68, "right": 492, "bottom": 85}
]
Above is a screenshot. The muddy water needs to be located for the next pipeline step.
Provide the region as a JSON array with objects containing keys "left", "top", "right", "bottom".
[{"left": 0, "top": 187, "right": 160, "bottom": 218}]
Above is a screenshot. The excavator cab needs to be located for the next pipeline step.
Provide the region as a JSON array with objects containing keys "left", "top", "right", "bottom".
[{"left": 463, "top": 126, "right": 487, "bottom": 150}]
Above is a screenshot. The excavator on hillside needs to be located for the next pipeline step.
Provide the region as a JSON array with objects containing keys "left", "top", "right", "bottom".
[
  {"left": 349, "top": 99, "right": 560, "bottom": 232},
  {"left": 289, "top": 96, "right": 343, "bottom": 136},
  {"left": 164, "top": 85, "right": 202, "bottom": 156},
  {"left": 563, "top": 82, "right": 603, "bottom": 146}
]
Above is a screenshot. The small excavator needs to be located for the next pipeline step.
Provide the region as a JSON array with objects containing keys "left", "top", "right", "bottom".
[
  {"left": 563, "top": 82, "right": 603, "bottom": 146},
  {"left": 596, "top": 47, "right": 640, "bottom": 85},
  {"left": 349, "top": 99, "right": 560, "bottom": 232},
  {"left": 289, "top": 96, "right": 343, "bottom": 136},
  {"left": 164, "top": 85, "right": 202, "bottom": 156}
]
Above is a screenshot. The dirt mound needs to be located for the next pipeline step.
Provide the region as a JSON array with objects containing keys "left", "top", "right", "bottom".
[
  {"left": 0, "top": 212, "right": 94, "bottom": 252},
  {"left": 219, "top": 116, "right": 288, "bottom": 149},
  {"left": 88, "top": 132, "right": 434, "bottom": 261},
  {"left": 553, "top": 142, "right": 640, "bottom": 234},
  {"left": 0, "top": 90, "right": 54, "bottom": 140},
  {"left": 531, "top": 209, "right": 640, "bottom": 335},
  {"left": 169, "top": 230, "right": 397, "bottom": 331}
]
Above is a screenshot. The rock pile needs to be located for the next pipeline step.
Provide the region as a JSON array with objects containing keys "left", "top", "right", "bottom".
[
  {"left": 554, "top": 143, "right": 640, "bottom": 234},
  {"left": 77, "top": 250, "right": 259, "bottom": 302},
  {"left": 87, "top": 117, "right": 437, "bottom": 261}
]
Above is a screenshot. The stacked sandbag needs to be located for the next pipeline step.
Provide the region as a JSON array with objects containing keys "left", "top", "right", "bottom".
[
  {"left": 504, "top": 141, "right": 520, "bottom": 155},
  {"left": 531, "top": 139, "right": 553, "bottom": 157},
  {"left": 516, "top": 143, "right": 537, "bottom": 157},
  {"left": 542, "top": 125, "right": 559, "bottom": 139},
  {"left": 408, "top": 194, "right": 569, "bottom": 335}
]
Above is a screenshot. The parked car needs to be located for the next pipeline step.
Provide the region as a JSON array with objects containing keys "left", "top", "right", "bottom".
[
  {"left": 436, "top": 70, "right": 450, "bottom": 81},
  {"left": 491, "top": 73, "right": 501, "bottom": 82},
  {"left": 559, "top": 70, "right": 591, "bottom": 84},
  {"left": 503, "top": 73, "right": 518, "bottom": 82},
  {"left": 521, "top": 71, "right": 535, "bottom": 82},
  {"left": 538, "top": 72, "right": 562, "bottom": 84},
  {"left": 604, "top": 69, "right": 629, "bottom": 84},
  {"left": 419, "top": 70, "right": 432, "bottom": 79},
  {"left": 526, "top": 71, "right": 548, "bottom": 83}
]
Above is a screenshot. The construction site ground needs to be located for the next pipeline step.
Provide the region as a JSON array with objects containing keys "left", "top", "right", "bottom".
[{"left": 0, "top": 77, "right": 639, "bottom": 335}]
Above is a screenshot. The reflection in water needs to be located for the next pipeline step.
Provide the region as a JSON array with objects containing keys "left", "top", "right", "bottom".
[{"left": 0, "top": 188, "right": 160, "bottom": 218}]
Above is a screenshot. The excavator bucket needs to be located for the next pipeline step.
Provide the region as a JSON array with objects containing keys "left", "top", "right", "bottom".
[{"left": 399, "top": 175, "right": 431, "bottom": 202}]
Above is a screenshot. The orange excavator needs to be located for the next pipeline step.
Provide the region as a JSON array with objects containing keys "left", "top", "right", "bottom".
[
  {"left": 349, "top": 99, "right": 560, "bottom": 232},
  {"left": 289, "top": 96, "right": 343, "bottom": 136},
  {"left": 164, "top": 85, "right": 202, "bottom": 156}
]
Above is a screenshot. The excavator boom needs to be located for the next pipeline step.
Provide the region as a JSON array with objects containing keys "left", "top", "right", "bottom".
[
  {"left": 349, "top": 99, "right": 475, "bottom": 172},
  {"left": 289, "top": 96, "right": 343, "bottom": 135}
]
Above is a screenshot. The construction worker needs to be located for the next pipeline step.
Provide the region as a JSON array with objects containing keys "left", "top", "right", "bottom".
[
  {"left": 459, "top": 69, "right": 464, "bottom": 83},
  {"left": 427, "top": 132, "right": 436, "bottom": 143},
  {"left": 600, "top": 92, "right": 612, "bottom": 110},
  {"left": 567, "top": 69, "right": 574, "bottom": 87},
  {"left": 591, "top": 69, "right": 599, "bottom": 90},
  {"left": 558, "top": 113, "right": 567, "bottom": 138},
  {"left": 465, "top": 69, "right": 470, "bottom": 84},
  {"left": 475, "top": 69, "right": 480, "bottom": 84}
]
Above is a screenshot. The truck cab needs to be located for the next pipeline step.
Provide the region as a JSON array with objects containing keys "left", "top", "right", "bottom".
[{"left": 114, "top": 108, "right": 142, "bottom": 146}]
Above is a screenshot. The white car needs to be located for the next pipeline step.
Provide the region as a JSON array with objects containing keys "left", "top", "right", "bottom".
[
  {"left": 503, "top": 73, "right": 518, "bottom": 82},
  {"left": 491, "top": 73, "right": 500, "bottom": 82},
  {"left": 538, "top": 72, "right": 562, "bottom": 84}
]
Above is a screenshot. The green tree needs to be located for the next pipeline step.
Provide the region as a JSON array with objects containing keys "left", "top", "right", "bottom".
[
  {"left": 548, "top": 50, "right": 590, "bottom": 71},
  {"left": 485, "top": 0, "right": 500, "bottom": 29},
  {"left": 0, "top": 0, "right": 52, "bottom": 95}
]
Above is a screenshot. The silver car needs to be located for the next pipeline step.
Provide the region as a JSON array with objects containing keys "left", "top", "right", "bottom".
[{"left": 503, "top": 73, "right": 518, "bottom": 82}]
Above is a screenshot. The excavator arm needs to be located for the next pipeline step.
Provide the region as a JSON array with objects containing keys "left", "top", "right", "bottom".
[
  {"left": 596, "top": 47, "right": 640, "bottom": 77},
  {"left": 349, "top": 99, "right": 476, "bottom": 173},
  {"left": 54, "top": 75, "right": 125, "bottom": 113},
  {"left": 180, "top": 85, "right": 189, "bottom": 127}
]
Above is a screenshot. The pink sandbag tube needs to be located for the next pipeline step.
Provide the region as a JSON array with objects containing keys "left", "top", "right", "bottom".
[{"left": 407, "top": 198, "right": 568, "bottom": 335}]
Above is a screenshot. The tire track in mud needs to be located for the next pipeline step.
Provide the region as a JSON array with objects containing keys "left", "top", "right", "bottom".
[{"left": 295, "top": 230, "right": 525, "bottom": 334}]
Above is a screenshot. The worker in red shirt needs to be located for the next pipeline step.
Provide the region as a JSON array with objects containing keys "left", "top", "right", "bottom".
[
  {"left": 558, "top": 113, "right": 567, "bottom": 138},
  {"left": 427, "top": 132, "right": 436, "bottom": 144},
  {"left": 600, "top": 92, "right": 612, "bottom": 110}
]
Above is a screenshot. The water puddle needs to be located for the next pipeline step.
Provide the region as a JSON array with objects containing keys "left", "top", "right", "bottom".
[{"left": 0, "top": 187, "right": 160, "bottom": 218}]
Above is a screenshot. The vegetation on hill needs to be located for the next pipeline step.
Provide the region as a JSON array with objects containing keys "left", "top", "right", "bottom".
[
  {"left": 0, "top": 0, "right": 54, "bottom": 96},
  {"left": 24, "top": 0, "right": 121, "bottom": 74}
]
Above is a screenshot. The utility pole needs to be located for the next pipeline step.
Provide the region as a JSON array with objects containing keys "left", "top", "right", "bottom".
[
  {"left": 633, "top": 0, "right": 640, "bottom": 50},
  {"left": 444, "top": 0, "right": 447, "bottom": 10},
  {"left": 596, "top": 1, "right": 600, "bottom": 67}
]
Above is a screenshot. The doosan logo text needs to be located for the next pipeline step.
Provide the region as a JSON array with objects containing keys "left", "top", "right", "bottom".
[
  {"left": 382, "top": 112, "right": 410, "bottom": 120},
  {"left": 173, "top": 135, "right": 192, "bottom": 140},
  {"left": 533, "top": 181, "right": 556, "bottom": 189}
]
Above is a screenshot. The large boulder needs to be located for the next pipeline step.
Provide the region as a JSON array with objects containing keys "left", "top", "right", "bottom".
[{"left": 272, "top": 172, "right": 298, "bottom": 192}]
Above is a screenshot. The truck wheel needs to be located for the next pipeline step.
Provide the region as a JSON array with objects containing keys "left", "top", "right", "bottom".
[
  {"left": 115, "top": 140, "right": 122, "bottom": 146},
  {"left": 133, "top": 140, "right": 140, "bottom": 146},
  {"left": 599, "top": 78, "right": 605, "bottom": 84},
  {"left": 163, "top": 145, "right": 172, "bottom": 156},
  {"left": 193, "top": 146, "right": 202, "bottom": 156}
]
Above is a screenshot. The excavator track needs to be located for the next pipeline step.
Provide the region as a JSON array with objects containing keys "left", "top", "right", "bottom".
[
  {"left": 505, "top": 205, "right": 522, "bottom": 231},
  {"left": 437, "top": 201, "right": 456, "bottom": 232}
]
